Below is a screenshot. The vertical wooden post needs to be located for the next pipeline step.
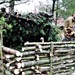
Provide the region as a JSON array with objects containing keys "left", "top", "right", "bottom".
[
  {"left": 0, "top": 23, "right": 4, "bottom": 74},
  {"left": 50, "top": 42, "right": 53, "bottom": 75},
  {"left": 34, "top": 44, "right": 40, "bottom": 74}
]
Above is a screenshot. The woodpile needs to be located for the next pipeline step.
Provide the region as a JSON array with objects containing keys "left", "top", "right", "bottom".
[
  {"left": 2, "top": 46, "right": 22, "bottom": 75},
  {"left": 22, "top": 41, "right": 75, "bottom": 75},
  {"left": 1, "top": 41, "right": 75, "bottom": 75}
]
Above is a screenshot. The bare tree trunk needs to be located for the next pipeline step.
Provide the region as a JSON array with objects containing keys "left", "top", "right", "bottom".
[
  {"left": 9, "top": 0, "right": 14, "bottom": 14},
  {"left": 52, "top": 0, "right": 56, "bottom": 15}
]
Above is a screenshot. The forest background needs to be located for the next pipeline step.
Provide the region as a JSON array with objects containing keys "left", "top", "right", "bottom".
[{"left": 0, "top": 0, "right": 75, "bottom": 50}]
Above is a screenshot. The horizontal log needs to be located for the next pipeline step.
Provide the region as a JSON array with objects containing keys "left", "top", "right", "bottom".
[
  {"left": 4, "top": 66, "right": 73, "bottom": 75},
  {"left": 39, "top": 67, "right": 50, "bottom": 73},
  {"left": 24, "top": 42, "right": 50, "bottom": 46},
  {"left": 54, "top": 72, "right": 75, "bottom": 75},
  {"left": 53, "top": 68, "right": 72, "bottom": 74},
  {"left": 22, "top": 67, "right": 50, "bottom": 75},
  {"left": 22, "top": 70, "right": 34, "bottom": 75},
  {"left": 2, "top": 46, "right": 21, "bottom": 56},
  {"left": 22, "top": 47, "right": 35, "bottom": 51},
  {"left": 24, "top": 42, "right": 75, "bottom": 46},
  {"left": 22, "top": 45, "right": 50, "bottom": 51},
  {"left": 22, "top": 59, "right": 50, "bottom": 67},
  {"left": 53, "top": 59, "right": 75, "bottom": 67},
  {"left": 21, "top": 57, "right": 75, "bottom": 70},
  {"left": 24, "top": 41, "right": 75, "bottom": 46},
  {"left": 22, "top": 56, "right": 35, "bottom": 60},
  {"left": 27, "top": 44, "right": 75, "bottom": 48},
  {"left": 23, "top": 67, "right": 72, "bottom": 75},
  {"left": 22, "top": 56, "right": 48, "bottom": 61},
  {"left": 22, "top": 45, "right": 75, "bottom": 53},
  {"left": 53, "top": 55, "right": 75, "bottom": 62},
  {"left": 53, "top": 41, "right": 75, "bottom": 44},
  {"left": 22, "top": 50, "right": 49, "bottom": 56},
  {"left": 53, "top": 62, "right": 75, "bottom": 70},
  {"left": 54, "top": 44, "right": 75, "bottom": 48},
  {"left": 54, "top": 54, "right": 71, "bottom": 56},
  {"left": 4, "top": 54, "right": 15, "bottom": 59},
  {"left": 53, "top": 72, "right": 70, "bottom": 75},
  {"left": 55, "top": 49, "right": 75, "bottom": 53},
  {"left": 22, "top": 51, "right": 35, "bottom": 56}
]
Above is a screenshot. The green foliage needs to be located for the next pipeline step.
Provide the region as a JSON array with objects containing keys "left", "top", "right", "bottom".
[
  {"left": 0, "top": 17, "right": 5, "bottom": 25},
  {"left": 55, "top": 0, "right": 75, "bottom": 18},
  {"left": 3, "top": 12, "right": 61, "bottom": 50},
  {"left": 0, "top": 16, "right": 12, "bottom": 32}
]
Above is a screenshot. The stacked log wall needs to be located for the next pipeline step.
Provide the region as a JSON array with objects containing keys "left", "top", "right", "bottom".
[{"left": 1, "top": 42, "right": 75, "bottom": 75}]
